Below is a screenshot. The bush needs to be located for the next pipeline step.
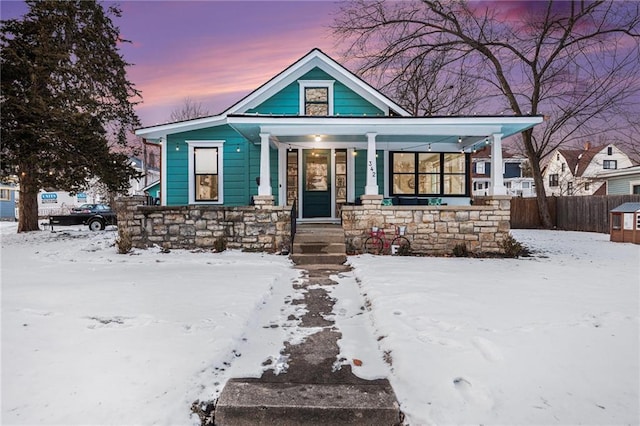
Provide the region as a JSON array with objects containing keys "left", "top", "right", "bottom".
[
  {"left": 213, "top": 236, "right": 227, "bottom": 252},
  {"left": 452, "top": 243, "right": 469, "bottom": 257},
  {"left": 116, "top": 228, "right": 132, "bottom": 254},
  {"left": 500, "top": 234, "right": 525, "bottom": 258}
]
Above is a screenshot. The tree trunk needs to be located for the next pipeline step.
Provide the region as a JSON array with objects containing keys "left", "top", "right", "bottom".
[
  {"left": 522, "top": 130, "right": 554, "bottom": 229},
  {"left": 17, "top": 174, "right": 41, "bottom": 233}
]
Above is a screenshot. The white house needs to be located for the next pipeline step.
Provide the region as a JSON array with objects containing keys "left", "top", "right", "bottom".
[
  {"left": 471, "top": 147, "right": 535, "bottom": 197},
  {"left": 542, "top": 143, "right": 633, "bottom": 196}
]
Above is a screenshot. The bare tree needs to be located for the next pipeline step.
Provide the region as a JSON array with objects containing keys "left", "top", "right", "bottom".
[
  {"left": 169, "top": 97, "right": 211, "bottom": 122},
  {"left": 333, "top": 0, "right": 640, "bottom": 228}
]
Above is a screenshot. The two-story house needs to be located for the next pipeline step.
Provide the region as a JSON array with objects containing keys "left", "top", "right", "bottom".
[
  {"left": 471, "top": 147, "right": 535, "bottom": 197},
  {"left": 543, "top": 143, "right": 633, "bottom": 196}
]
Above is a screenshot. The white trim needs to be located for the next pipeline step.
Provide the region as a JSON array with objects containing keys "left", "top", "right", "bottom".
[
  {"left": 278, "top": 147, "right": 287, "bottom": 206},
  {"left": 347, "top": 149, "right": 356, "bottom": 203},
  {"left": 258, "top": 133, "right": 272, "bottom": 196},
  {"left": 186, "top": 140, "right": 225, "bottom": 205},
  {"left": 298, "top": 80, "right": 335, "bottom": 116},
  {"left": 159, "top": 136, "right": 167, "bottom": 205}
]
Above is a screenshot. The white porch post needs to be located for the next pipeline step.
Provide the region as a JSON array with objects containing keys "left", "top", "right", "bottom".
[
  {"left": 258, "top": 132, "right": 272, "bottom": 196},
  {"left": 365, "top": 132, "right": 379, "bottom": 195},
  {"left": 489, "top": 132, "right": 506, "bottom": 195}
]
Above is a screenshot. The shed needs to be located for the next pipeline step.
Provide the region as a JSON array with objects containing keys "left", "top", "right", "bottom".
[{"left": 610, "top": 202, "right": 640, "bottom": 244}]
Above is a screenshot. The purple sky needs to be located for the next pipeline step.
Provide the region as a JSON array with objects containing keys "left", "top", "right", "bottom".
[{"left": 1, "top": 1, "right": 341, "bottom": 126}]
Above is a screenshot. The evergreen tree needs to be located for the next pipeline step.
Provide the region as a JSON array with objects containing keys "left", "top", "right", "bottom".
[{"left": 1, "top": 0, "right": 141, "bottom": 232}]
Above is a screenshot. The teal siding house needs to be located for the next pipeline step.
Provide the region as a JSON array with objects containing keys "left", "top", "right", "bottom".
[{"left": 136, "top": 49, "right": 542, "bottom": 221}]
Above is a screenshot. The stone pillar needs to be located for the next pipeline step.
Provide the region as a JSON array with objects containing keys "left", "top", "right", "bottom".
[
  {"left": 365, "top": 132, "right": 379, "bottom": 195},
  {"left": 252, "top": 195, "right": 274, "bottom": 209},
  {"left": 490, "top": 133, "right": 507, "bottom": 196},
  {"left": 258, "top": 132, "right": 272, "bottom": 196}
]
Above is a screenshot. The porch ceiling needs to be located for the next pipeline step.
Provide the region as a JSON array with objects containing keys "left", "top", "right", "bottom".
[{"left": 226, "top": 115, "right": 543, "bottom": 151}]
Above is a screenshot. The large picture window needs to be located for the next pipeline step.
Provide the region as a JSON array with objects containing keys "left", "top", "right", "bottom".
[
  {"left": 187, "top": 140, "right": 224, "bottom": 204},
  {"left": 390, "top": 152, "right": 468, "bottom": 196}
]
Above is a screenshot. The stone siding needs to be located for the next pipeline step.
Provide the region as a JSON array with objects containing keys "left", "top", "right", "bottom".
[
  {"left": 116, "top": 196, "right": 291, "bottom": 252},
  {"left": 341, "top": 195, "right": 512, "bottom": 255}
]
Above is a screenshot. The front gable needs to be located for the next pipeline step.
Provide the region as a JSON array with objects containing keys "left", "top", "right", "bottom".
[{"left": 246, "top": 66, "right": 385, "bottom": 117}]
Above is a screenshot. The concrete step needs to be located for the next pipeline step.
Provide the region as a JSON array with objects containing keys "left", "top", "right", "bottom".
[
  {"left": 290, "top": 253, "right": 347, "bottom": 265},
  {"left": 293, "top": 232, "right": 346, "bottom": 244},
  {"left": 293, "top": 242, "right": 346, "bottom": 255},
  {"left": 215, "top": 380, "right": 402, "bottom": 426}
]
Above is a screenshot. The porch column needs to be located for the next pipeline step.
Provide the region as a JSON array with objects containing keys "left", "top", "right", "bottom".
[
  {"left": 365, "top": 132, "right": 379, "bottom": 195},
  {"left": 258, "top": 132, "right": 272, "bottom": 196},
  {"left": 489, "top": 132, "right": 506, "bottom": 196}
]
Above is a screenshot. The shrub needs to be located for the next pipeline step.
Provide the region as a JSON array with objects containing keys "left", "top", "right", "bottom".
[
  {"left": 116, "top": 228, "right": 132, "bottom": 254},
  {"left": 452, "top": 243, "right": 469, "bottom": 257},
  {"left": 213, "top": 236, "right": 227, "bottom": 252},
  {"left": 500, "top": 234, "right": 525, "bottom": 258}
]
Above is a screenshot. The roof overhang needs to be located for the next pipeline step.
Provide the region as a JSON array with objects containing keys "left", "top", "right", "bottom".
[
  {"left": 597, "top": 165, "right": 640, "bottom": 179},
  {"left": 227, "top": 115, "right": 543, "bottom": 151},
  {"left": 135, "top": 115, "right": 228, "bottom": 141}
]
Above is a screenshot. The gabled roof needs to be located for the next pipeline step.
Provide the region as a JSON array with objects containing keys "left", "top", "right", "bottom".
[
  {"left": 558, "top": 145, "right": 606, "bottom": 177},
  {"left": 136, "top": 48, "right": 411, "bottom": 140},
  {"left": 225, "top": 48, "right": 410, "bottom": 117}
]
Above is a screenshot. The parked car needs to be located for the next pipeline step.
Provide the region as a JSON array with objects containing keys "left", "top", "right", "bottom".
[{"left": 50, "top": 204, "right": 117, "bottom": 231}]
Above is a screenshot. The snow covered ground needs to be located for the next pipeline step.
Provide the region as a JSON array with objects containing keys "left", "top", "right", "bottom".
[{"left": 2, "top": 222, "right": 638, "bottom": 425}]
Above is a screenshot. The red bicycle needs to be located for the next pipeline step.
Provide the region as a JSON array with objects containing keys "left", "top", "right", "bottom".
[{"left": 363, "top": 226, "right": 411, "bottom": 255}]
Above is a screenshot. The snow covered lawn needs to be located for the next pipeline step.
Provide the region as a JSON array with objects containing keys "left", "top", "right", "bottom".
[
  {"left": 1, "top": 223, "right": 299, "bottom": 425},
  {"left": 2, "top": 223, "right": 638, "bottom": 425},
  {"left": 346, "top": 230, "right": 639, "bottom": 425}
]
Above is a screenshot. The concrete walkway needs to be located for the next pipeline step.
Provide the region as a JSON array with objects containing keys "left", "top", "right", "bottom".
[{"left": 214, "top": 229, "right": 403, "bottom": 425}]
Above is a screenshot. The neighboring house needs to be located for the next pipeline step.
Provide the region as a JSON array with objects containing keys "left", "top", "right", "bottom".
[
  {"left": 471, "top": 147, "right": 535, "bottom": 197},
  {"left": 135, "top": 48, "right": 542, "bottom": 221},
  {"left": 543, "top": 143, "right": 634, "bottom": 196},
  {"left": 128, "top": 157, "right": 160, "bottom": 196},
  {"left": 0, "top": 183, "right": 18, "bottom": 220},
  {"left": 597, "top": 165, "right": 640, "bottom": 195}
]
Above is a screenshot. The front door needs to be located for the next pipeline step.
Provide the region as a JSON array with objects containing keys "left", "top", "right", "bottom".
[{"left": 302, "top": 149, "right": 331, "bottom": 218}]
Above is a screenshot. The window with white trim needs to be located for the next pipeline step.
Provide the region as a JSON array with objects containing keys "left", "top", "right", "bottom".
[
  {"left": 298, "top": 80, "right": 334, "bottom": 116},
  {"left": 0, "top": 189, "right": 10, "bottom": 200},
  {"left": 187, "top": 141, "right": 224, "bottom": 204},
  {"left": 603, "top": 160, "right": 617, "bottom": 170}
]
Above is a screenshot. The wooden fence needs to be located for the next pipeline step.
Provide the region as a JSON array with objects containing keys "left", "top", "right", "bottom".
[{"left": 510, "top": 195, "right": 640, "bottom": 233}]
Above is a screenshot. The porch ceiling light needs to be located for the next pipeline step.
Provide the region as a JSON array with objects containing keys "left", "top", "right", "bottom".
[
  {"left": 485, "top": 137, "right": 490, "bottom": 144},
  {"left": 458, "top": 137, "right": 462, "bottom": 144},
  {"left": 314, "top": 135, "right": 322, "bottom": 142}
]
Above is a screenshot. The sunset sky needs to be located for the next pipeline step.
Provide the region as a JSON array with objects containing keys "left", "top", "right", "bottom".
[
  {"left": 2, "top": 0, "right": 638, "bottom": 139},
  {"left": 1, "top": 1, "right": 342, "bottom": 126}
]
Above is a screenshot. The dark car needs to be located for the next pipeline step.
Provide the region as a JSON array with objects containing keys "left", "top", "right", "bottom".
[
  {"left": 50, "top": 203, "right": 117, "bottom": 231},
  {"left": 71, "top": 204, "right": 113, "bottom": 214}
]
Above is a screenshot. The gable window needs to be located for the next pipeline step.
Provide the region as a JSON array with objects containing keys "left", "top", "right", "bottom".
[
  {"left": 187, "top": 140, "right": 224, "bottom": 204},
  {"left": 561, "top": 163, "right": 566, "bottom": 172},
  {"left": 607, "top": 146, "right": 613, "bottom": 155},
  {"left": 603, "top": 160, "right": 617, "bottom": 170},
  {"left": 305, "top": 87, "right": 328, "bottom": 116},
  {"left": 391, "top": 152, "right": 468, "bottom": 196},
  {"left": 298, "top": 80, "right": 334, "bottom": 116},
  {"left": 549, "top": 174, "right": 559, "bottom": 187}
]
